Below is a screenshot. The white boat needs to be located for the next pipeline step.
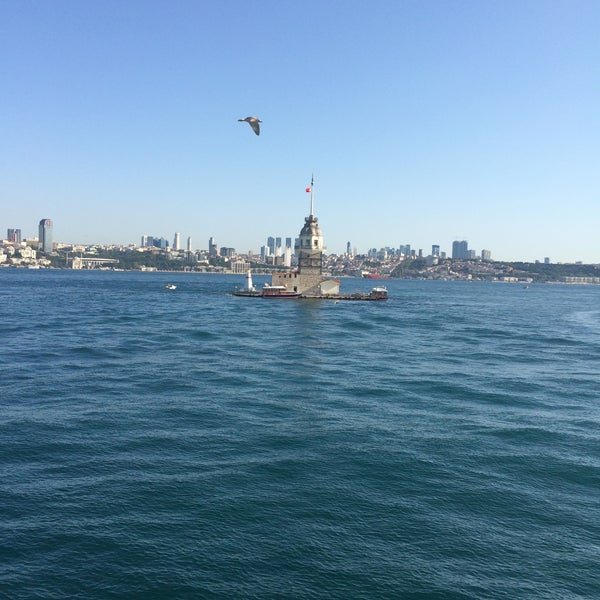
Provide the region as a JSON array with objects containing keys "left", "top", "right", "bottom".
[
  {"left": 165, "top": 284, "right": 177, "bottom": 290},
  {"left": 369, "top": 286, "right": 388, "bottom": 300},
  {"left": 261, "top": 284, "right": 300, "bottom": 298}
]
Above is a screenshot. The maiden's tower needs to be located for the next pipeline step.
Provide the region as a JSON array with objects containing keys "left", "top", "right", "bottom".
[{"left": 270, "top": 179, "right": 340, "bottom": 297}]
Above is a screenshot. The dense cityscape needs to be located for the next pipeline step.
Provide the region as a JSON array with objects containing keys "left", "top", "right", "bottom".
[{"left": 2, "top": 218, "right": 600, "bottom": 284}]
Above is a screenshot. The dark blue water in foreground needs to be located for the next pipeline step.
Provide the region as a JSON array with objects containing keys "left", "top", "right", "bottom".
[{"left": 1, "top": 270, "right": 600, "bottom": 599}]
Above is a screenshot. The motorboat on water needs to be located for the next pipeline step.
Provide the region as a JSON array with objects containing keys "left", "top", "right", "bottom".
[
  {"left": 369, "top": 286, "right": 388, "bottom": 300},
  {"left": 165, "top": 284, "right": 177, "bottom": 290},
  {"left": 261, "top": 284, "right": 300, "bottom": 298}
]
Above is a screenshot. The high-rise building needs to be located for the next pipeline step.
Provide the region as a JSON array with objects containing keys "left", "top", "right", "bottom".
[
  {"left": 452, "top": 240, "right": 468, "bottom": 260},
  {"left": 267, "top": 236, "right": 275, "bottom": 256},
  {"left": 432, "top": 244, "right": 440, "bottom": 257},
  {"left": 346, "top": 241, "right": 352, "bottom": 256},
  {"left": 173, "top": 232, "right": 181, "bottom": 251},
  {"left": 187, "top": 236, "right": 192, "bottom": 252},
  {"left": 38, "top": 219, "right": 53, "bottom": 253},
  {"left": 481, "top": 249, "right": 492, "bottom": 261},
  {"left": 7, "top": 229, "right": 22, "bottom": 243},
  {"left": 208, "top": 237, "right": 218, "bottom": 257},
  {"left": 399, "top": 244, "right": 411, "bottom": 258},
  {"left": 285, "top": 237, "right": 292, "bottom": 250}
]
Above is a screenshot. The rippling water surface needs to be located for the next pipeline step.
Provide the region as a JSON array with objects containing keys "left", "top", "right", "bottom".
[{"left": 2, "top": 270, "right": 600, "bottom": 599}]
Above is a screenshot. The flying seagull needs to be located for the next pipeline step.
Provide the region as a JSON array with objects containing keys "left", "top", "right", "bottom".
[{"left": 238, "top": 116, "right": 262, "bottom": 136}]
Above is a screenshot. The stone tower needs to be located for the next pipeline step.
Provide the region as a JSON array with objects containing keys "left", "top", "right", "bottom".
[
  {"left": 295, "top": 213, "right": 323, "bottom": 274},
  {"left": 271, "top": 178, "right": 340, "bottom": 296}
]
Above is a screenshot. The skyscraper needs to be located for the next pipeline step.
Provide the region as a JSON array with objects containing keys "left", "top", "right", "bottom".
[
  {"left": 173, "top": 232, "right": 181, "bottom": 251},
  {"left": 7, "top": 229, "right": 22, "bottom": 243},
  {"left": 187, "top": 236, "right": 192, "bottom": 252},
  {"left": 432, "top": 245, "right": 440, "bottom": 257},
  {"left": 208, "top": 237, "right": 218, "bottom": 257},
  {"left": 38, "top": 219, "right": 53, "bottom": 253},
  {"left": 452, "top": 240, "right": 468, "bottom": 260}
]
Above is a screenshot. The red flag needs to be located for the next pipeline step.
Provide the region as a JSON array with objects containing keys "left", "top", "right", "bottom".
[{"left": 305, "top": 187, "right": 311, "bottom": 193}]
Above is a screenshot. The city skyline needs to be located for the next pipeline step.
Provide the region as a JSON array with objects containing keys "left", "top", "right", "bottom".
[
  {"left": 1, "top": 1, "right": 599, "bottom": 263},
  {"left": 6, "top": 215, "right": 572, "bottom": 270},
  {"left": 0, "top": 216, "right": 578, "bottom": 266}
]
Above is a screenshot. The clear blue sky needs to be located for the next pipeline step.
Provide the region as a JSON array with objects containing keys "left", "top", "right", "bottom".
[{"left": 1, "top": 0, "right": 598, "bottom": 262}]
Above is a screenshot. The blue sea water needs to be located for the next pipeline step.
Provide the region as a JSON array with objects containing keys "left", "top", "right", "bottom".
[{"left": 1, "top": 269, "right": 600, "bottom": 599}]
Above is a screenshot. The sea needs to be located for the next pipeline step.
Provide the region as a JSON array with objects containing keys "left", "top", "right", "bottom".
[{"left": 1, "top": 269, "right": 599, "bottom": 600}]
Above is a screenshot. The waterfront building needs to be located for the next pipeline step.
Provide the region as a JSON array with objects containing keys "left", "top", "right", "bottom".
[
  {"left": 230, "top": 260, "right": 250, "bottom": 274},
  {"left": 38, "top": 219, "right": 53, "bottom": 253}
]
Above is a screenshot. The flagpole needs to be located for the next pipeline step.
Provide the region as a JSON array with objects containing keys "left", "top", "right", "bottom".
[{"left": 310, "top": 174, "right": 314, "bottom": 217}]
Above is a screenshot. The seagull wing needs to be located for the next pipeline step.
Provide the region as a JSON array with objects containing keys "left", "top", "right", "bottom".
[{"left": 249, "top": 119, "right": 260, "bottom": 135}]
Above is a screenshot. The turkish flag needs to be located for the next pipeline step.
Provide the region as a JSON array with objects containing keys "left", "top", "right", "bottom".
[{"left": 305, "top": 187, "right": 311, "bottom": 193}]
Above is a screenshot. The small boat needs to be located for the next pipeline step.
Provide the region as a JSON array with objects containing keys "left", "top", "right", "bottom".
[
  {"left": 261, "top": 284, "right": 300, "bottom": 298},
  {"left": 369, "top": 286, "right": 388, "bottom": 300},
  {"left": 165, "top": 284, "right": 177, "bottom": 290}
]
